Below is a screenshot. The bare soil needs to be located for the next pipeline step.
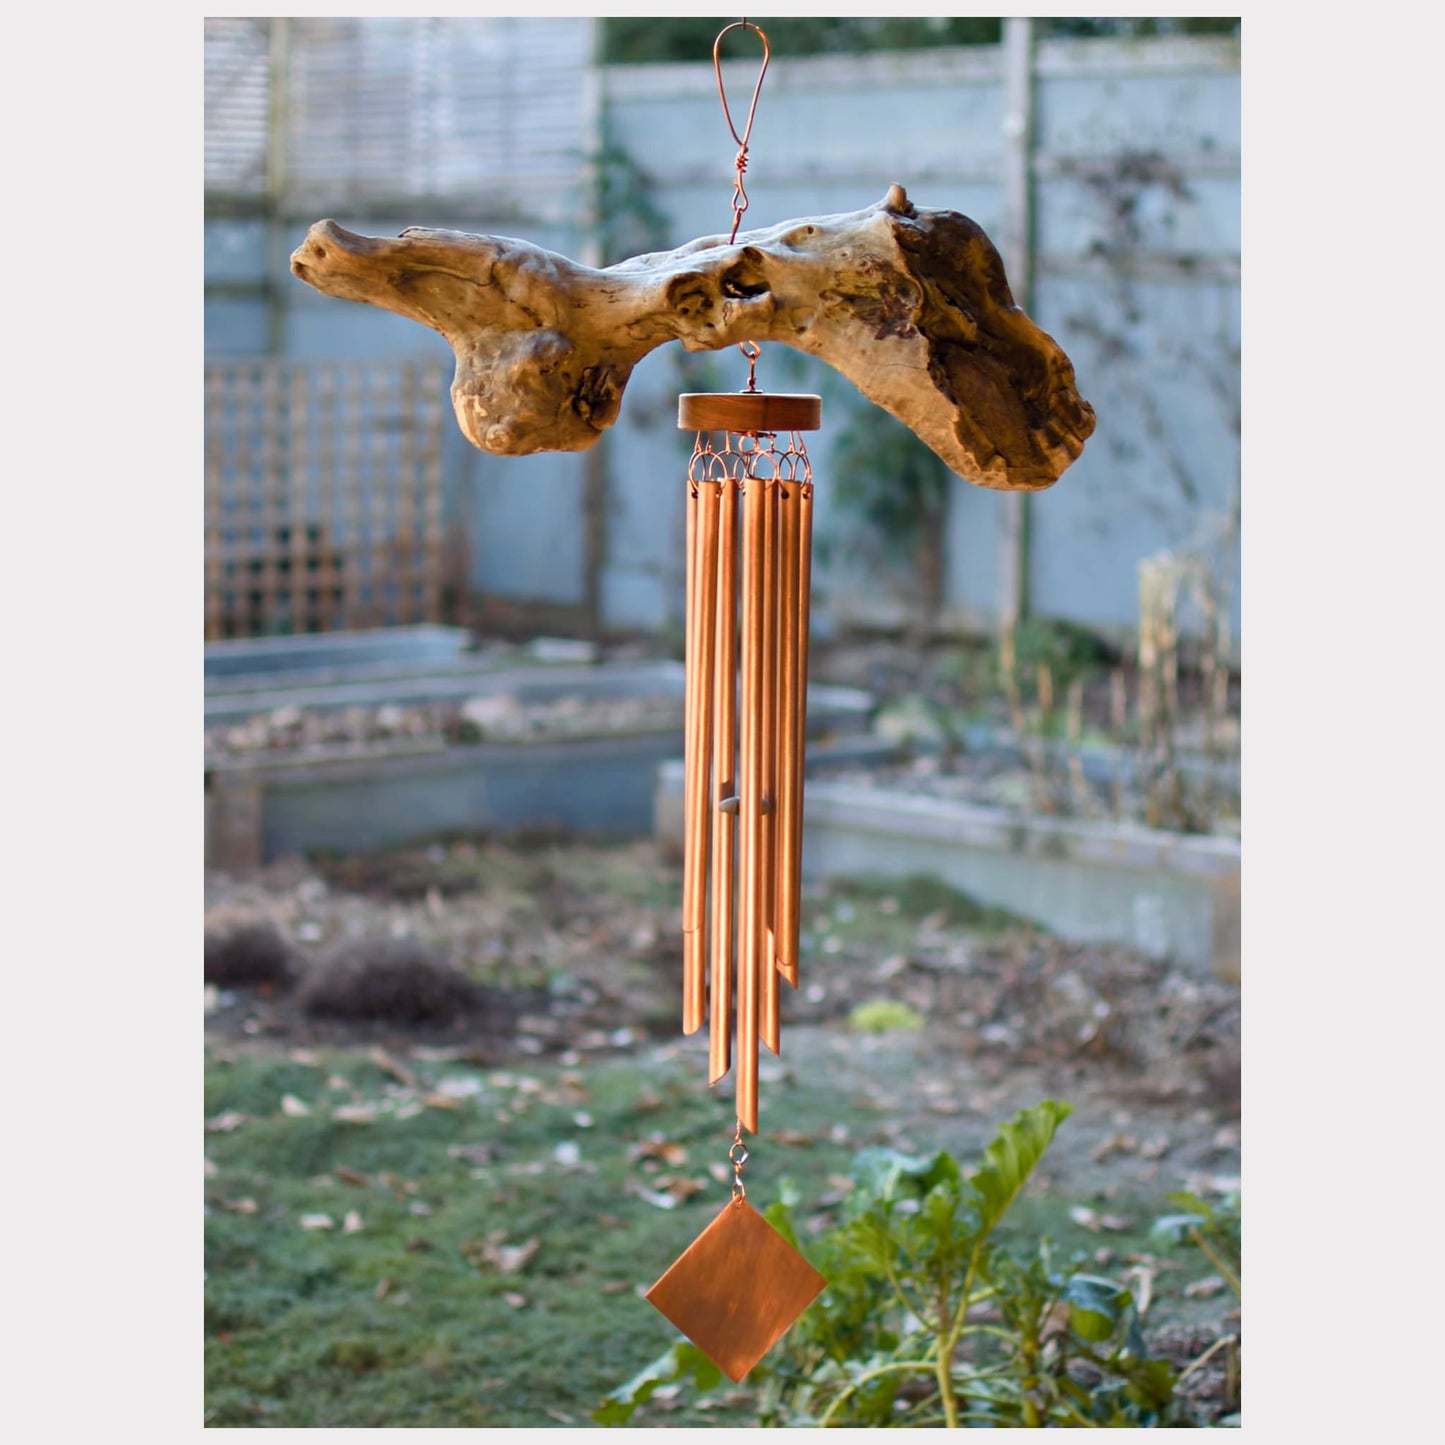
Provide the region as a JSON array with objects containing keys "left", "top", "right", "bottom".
[{"left": 205, "top": 833, "right": 1239, "bottom": 1210}]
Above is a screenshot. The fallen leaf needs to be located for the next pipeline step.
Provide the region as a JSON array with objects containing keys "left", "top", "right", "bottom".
[
  {"left": 1090, "top": 1132, "right": 1137, "bottom": 1162},
  {"left": 494, "top": 1239, "right": 541, "bottom": 1275},
  {"left": 369, "top": 1046, "right": 419, "bottom": 1089},
  {"left": 503, "top": 1292, "right": 527, "bottom": 1309},
  {"left": 221, "top": 1197, "right": 258, "bottom": 1214},
  {"left": 1124, "top": 1262, "right": 1157, "bottom": 1318},
  {"left": 423, "top": 1093, "right": 462, "bottom": 1110},
  {"left": 653, "top": 1174, "right": 708, "bottom": 1203},
  {"left": 1069, "top": 1206, "right": 1102, "bottom": 1232},
  {"left": 875, "top": 953, "right": 908, "bottom": 980},
  {"left": 1184, "top": 1275, "right": 1227, "bottom": 1299},
  {"left": 771, "top": 1129, "right": 816, "bottom": 1147},
  {"left": 205, "top": 1111, "right": 250, "bottom": 1133},
  {"left": 630, "top": 1136, "right": 688, "bottom": 1166},
  {"left": 1099, "top": 1214, "right": 1137, "bottom": 1232},
  {"left": 331, "top": 1104, "right": 378, "bottom": 1125},
  {"left": 281, "top": 1094, "right": 311, "bottom": 1118},
  {"left": 300, "top": 1214, "right": 335, "bottom": 1230},
  {"left": 373, "top": 1278, "right": 394, "bottom": 1300},
  {"left": 463, "top": 1233, "right": 542, "bottom": 1275},
  {"left": 447, "top": 1143, "right": 497, "bottom": 1166},
  {"left": 600, "top": 1280, "right": 633, "bottom": 1295},
  {"left": 553, "top": 1141, "right": 582, "bottom": 1167},
  {"left": 342, "top": 1210, "right": 363, "bottom": 1234},
  {"left": 335, "top": 1166, "right": 369, "bottom": 1187},
  {"left": 633, "top": 1184, "right": 680, "bottom": 1211}
]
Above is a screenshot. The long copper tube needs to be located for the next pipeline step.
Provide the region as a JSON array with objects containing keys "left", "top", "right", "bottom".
[
  {"left": 758, "top": 474, "right": 781, "bottom": 1055},
  {"left": 791, "top": 480, "right": 815, "bottom": 937},
  {"left": 708, "top": 478, "right": 739, "bottom": 1085},
  {"left": 735, "top": 471, "right": 765, "bottom": 1134},
  {"left": 681, "top": 482, "right": 704, "bottom": 1032},
  {"left": 684, "top": 479, "right": 721, "bottom": 1035},
  {"left": 774, "top": 480, "right": 802, "bottom": 987}
]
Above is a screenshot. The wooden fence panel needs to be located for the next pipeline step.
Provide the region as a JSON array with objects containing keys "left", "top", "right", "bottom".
[{"left": 204, "top": 358, "right": 446, "bottom": 639}]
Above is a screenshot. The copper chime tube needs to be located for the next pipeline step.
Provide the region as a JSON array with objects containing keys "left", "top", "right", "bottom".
[
  {"left": 682, "top": 481, "right": 720, "bottom": 1035},
  {"left": 678, "top": 392, "right": 820, "bottom": 1136},
  {"left": 774, "top": 479, "right": 802, "bottom": 987},
  {"left": 791, "top": 480, "right": 814, "bottom": 961},
  {"left": 758, "top": 473, "right": 781, "bottom": 1056},
  {"left": 735, "top": 469, "right": 765, "bottom": 1132},
  {"left": 708, "top": 478, "right": 739, "bottom": 1085},
  {"left": 681, "top": 482, "right": 701, "bottom": 1031}
]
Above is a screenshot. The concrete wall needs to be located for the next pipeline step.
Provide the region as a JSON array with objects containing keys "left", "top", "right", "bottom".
[
  {"left": 204, "top": 21, "right": 1240, "bottom": 643},
  {"left": 599, "top": 34, "right": 1240, "bottom": 641}
]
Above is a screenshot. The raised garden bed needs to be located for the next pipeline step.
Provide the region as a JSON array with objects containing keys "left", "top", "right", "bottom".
[
  {"left": 655, "top": 754, "right": 1240, "bottom": 983},
  {"left": 205, "top": 630, "right": 877, "bottom": 870},
  {"left": 204, "top": 623, "right": 475, "bottom": 687}
]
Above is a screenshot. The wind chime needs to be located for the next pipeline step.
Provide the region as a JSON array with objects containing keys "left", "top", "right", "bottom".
[
  {"left": 289, "top": 15, "right": 1095, "bottom": 1386},
  {"left": 642, "top": 23, "right": 831, "bottom": 1379}
]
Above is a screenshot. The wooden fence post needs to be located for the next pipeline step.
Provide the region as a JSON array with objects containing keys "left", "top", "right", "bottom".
[{"left": 997, "top": 17, "right": 1036, "bottom": 633}]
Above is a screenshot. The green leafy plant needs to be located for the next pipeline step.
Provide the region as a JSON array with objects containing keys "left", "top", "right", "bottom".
[
  {"left": 594, "top": 1101, "right": 1180, "bottom": 1427},
  {"left": 1153, "top": 1189, "right": 1241, "bottom": 1301},
  {"left": 847, "top": 999, "right": 926, "bottom": 1033}
]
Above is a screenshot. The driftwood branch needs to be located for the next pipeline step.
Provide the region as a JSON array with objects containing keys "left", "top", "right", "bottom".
[{"left": 290, "top": 184, "right": 1094, "bottom": 491}]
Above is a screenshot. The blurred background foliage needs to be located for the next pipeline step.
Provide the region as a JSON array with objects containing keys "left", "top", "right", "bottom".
[{"left": 603, "top": 18, "right": 1240, "bottom": 65}]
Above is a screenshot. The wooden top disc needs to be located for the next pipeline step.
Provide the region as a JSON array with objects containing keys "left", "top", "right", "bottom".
[{"left": 678, "top": 393, "right": 822, "bottom": 434}]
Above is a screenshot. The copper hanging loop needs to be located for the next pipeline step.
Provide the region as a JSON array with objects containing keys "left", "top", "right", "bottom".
[
  {"left": 740, "top": 340, "right": 761, "bottom": 394},
  {"left": 713, "top": 21, "right": 772, "bottom": 390},
  {"left": 713, "top": 20, "right": 771, "bottom": 245},
  {"left": 729, "top": 1119, "right": 750, "bottom": 1202}
]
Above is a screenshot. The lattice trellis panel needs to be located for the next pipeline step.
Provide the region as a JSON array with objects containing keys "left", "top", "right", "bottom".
[{"left": 204, "top": 359, "right": 447, "bottom": 639}]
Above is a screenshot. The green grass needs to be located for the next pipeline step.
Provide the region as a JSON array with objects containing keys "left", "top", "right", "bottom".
[
  {"left": 823, "top": 872, "right": 1039, "bottom": 936},
  {"left": 205, "top": 1041, "right": 1223, "bottom": 1427},
  {"left": 205, "top": 1048, "right": 747, "bottom": 1426},
  {"left": 205, "top": 845, "right": 1225, "bottom": 1427}
]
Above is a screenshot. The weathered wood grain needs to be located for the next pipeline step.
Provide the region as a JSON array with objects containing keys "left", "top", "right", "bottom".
[{"left": 291, "top": 184, "right": 1095, "bottom": 490}]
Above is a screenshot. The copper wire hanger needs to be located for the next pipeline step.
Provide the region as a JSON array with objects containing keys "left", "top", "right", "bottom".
[
  {"left": 713, "top": 19, "right": 771, "bottom": 244},
  {"left": 712, "top": 19, "right": 771, "bottom": 391}
]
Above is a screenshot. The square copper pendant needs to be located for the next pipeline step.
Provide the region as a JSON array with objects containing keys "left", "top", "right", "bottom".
[{"left": 645, "top": 1197, "right": 826, "bottom": 1383}]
